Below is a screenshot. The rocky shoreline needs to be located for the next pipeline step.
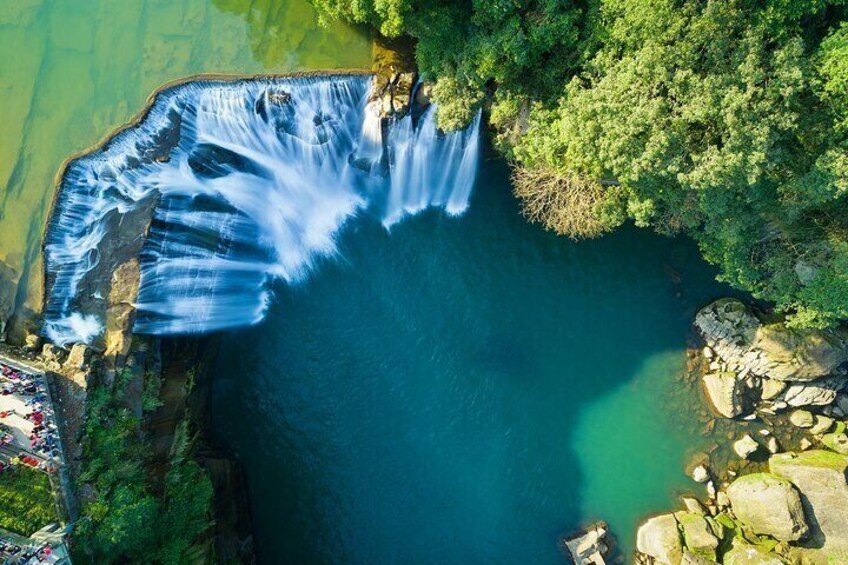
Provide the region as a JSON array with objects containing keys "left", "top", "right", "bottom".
[{"left": 629, "top": 299, "right": 848, "bottom": 565}]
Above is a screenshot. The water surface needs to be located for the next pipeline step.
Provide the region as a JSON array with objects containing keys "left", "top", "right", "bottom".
[
  {"left": 0, "top": 0, "right": 369, "bottom": 317},
  {"left": 211, "top": 157, "right": 731, "bottom": 563}
]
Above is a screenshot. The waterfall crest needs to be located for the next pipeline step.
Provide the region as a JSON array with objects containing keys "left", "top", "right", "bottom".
[{"left": 43, "top": 75, "right": 480, "bottom": 345}]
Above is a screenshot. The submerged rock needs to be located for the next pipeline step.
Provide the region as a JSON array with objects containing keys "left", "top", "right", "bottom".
[
  {"left": 733, "top": 434, "right": 760, "bottom": 459},
  {"left": 789, "top": 409, "right": 814, "bottom": 428},
  {"left": 562, "top": 522, "right": 610, "bottom": 565},
  {"left": 769, "top": 450, "right": 848, "bottom": 553},
  {"left": 637, "top": 513, "right": 683, "bottom": 565},
  {"left": 726, "top": 473, "right": 808, "bottom": 542}
]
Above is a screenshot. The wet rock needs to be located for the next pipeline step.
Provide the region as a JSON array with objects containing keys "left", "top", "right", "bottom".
[
  {"left": 675, "top": 512, "right": 718, "bottom": 559},
  {"left": 782, "top": 377, "right": 845, "bottom": 407},
  {"left": 702, "top": 372, "right": 746, "bottom": 418},
  {"left": 692, "top": 465, "right": 710, "bottom": 483},
  {"left": 789, "top": 409, "right": 815, "bottom": 428},
  {"left": 695, "top": 298, "right": 848, "bottom": 382},
  {"left": 681, "top": 497, "right": 706, "bottom": 514},
  {"left": 766, "top": 437, "right": 780, "bottom": 454},
  {"left": 63, "top": 343, "right": 90, "bottom": 371},
  {"left": 809, "top": 415, "right": 835, "bottom": 435},
  {"left": 733, "top": 434, "right": 760, "bottom": 459},
  {"left": 24, "top": 333, "right": 42, "bottom": 351},
  {"left": 726, "top": 473, "right": 808, "bottom": 541},
  {"left": 562, "top": 522, "right": 610, "bottom": 565},
  {"left": 761, "top": 378, "right": 787, "bottom": 401},
  {"left": 637, "top": 513, "right": 683, "bottom": 565},
  {"left": 770, "top": 450, "right": 848, "bottom": 551}
]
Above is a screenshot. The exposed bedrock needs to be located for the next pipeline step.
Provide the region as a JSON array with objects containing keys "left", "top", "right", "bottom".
[{"left": 696, "top": 298, "right": 848, "bottom": 418}]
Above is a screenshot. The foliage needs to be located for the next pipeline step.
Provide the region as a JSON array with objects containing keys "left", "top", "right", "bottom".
[
  {"left": 73, "top": 368, "right": 213, "bottom": 564},
  {"left": 0, "top": 466, "right": 57, "bottom": 535},
  {"left": 314, "top": 0, "right": 848, "bottom": 327},
  {"left": 512, "top": 167, "right": 613, "bottom": 239}
]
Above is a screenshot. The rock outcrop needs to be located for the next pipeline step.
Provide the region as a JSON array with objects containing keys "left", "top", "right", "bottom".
[
  {"left": 695, "top": 299, "right": 848, "bottom": 383},
  {"left": 637, "top": 514, "right": 684, "bottom": 565},
  {"left": 722, "top": 541, "right": 786, "bottom": 565},
  {"left": 769, "top": 450, "right": 848, "bottom": 556},
  {"left": 725, "top": 473, "right": 808, "bottom": 541},
  {"left": 562, "top": 522, "right": 610, "bottom": 565},
  {"left": 695, "top": 299, "right": 848, "bottom": 416}
]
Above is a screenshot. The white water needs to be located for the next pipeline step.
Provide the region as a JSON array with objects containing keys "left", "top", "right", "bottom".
[{"left": 43, "top": 75, "right": 480, "bottom": 345}]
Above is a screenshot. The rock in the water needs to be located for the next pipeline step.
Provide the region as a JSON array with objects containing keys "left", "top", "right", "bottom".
[
  {"left": 692, "top": 465, "right": 710, "bottom": 483},
  {"left": 723, "top": 541, "right": 786, "bottom": 565},
  {"left": 562, "top": 522, "right": 610, "bottom": 565},
  {"left": 637, "top": 513, "right": 683, "bottom": 565},
  {"left": 675, "top": 512, "right": 718, "bottom": 559},
  {"left": 761, "top": 378, "right": 787, "bottom": 401},
  {"left": 702, "top": 372, "right": 746, "bottom": 418},
  {"left": 800, "top": 438, "right": 813, "bottom": 450},
  {"left": 789, "top": 409, "right": 815, "bottom": 428},
  {"left": 809, "top": 415, "right": 835, "bottom": 435},
  {"left": 770, "top": 450, "right": 848, "bottom": 553},
  {"left": 695, "top": 298, "right": 848, "bottom": 382},
  {"left": 726, "top": 473, "right": 808, "bottom": 541},
  {"left": 681, "top": 497, "right": 706, "bottom": 514},
  {"left": 766, "top": 437, "right": 780, "bottom": 454},
  {"left": 734, "top": 434, "right": 760, "bottom": 459},
  {"left": 782, "top": 377, "right": 845, "bottom": 407}
]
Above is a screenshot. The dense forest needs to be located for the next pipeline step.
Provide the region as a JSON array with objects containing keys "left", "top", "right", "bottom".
[{"left": 314, "top": 0, "right": 848, "bottom": 328}]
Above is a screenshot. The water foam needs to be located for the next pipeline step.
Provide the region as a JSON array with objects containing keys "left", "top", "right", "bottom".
[{"left": 43, "top": 75, "right": 480, "bottom": 345}]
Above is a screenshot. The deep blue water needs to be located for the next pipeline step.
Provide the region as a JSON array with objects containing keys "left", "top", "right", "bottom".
[{"left": 210, "top": 156, "right": 732, "bottom": 564}]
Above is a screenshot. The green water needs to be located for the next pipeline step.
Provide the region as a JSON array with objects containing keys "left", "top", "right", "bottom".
[
  {"left": 210, "top": 158, "right": 732, "bottom": 563},
  {"left": 0, "top": 0, "right": 369, "bottom": 315}
]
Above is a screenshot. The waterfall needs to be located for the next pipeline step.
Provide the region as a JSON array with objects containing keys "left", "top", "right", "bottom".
[{"left": 42, "top": 75, "right": 481, "bottom": 345}]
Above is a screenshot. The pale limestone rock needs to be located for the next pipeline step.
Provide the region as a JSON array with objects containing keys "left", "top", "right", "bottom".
[
  {"left": 681, "top": 497, "right": 706, "bottom": 514},
  {"left": 726, "top": 473, "right": 808, "bottom": 541},
  {"left": 761, "top": 378, "right": 787, "bottom": 401},
  {"left": 782, "top": 377, "right": 844, "bottom": 407},
  {"left": 770, "top": 450, "right": 848, "bottom": 552},
  {"left": 766, "top": 437, "right": 779, "bottom": 454},
  {"left": 563, "top": 522, "right": 609, "bottom": 565},
  {"left": 681, "top": 552, "right": 718, "bottom": 565},
  {"left": 637, "top": 514, "right": 683, "bottom": 565},
  {"left": 821, "top": 432, "right": 848, "bottom": 454},
  {"left": 799, "top": 438, "right": 813, "bottom": 450},
  {"left": 674, "top": 512, "right": 718, "bottom": 558},
  {"left": 734, "top": 434, "right": 760, "bottom": 459},
  {"left": 790, "top": 409, "right": 815, "bottom": 428},
  {"left": 692, "top": 465, "right": 710, "bottom": 483},
  {"left": 702, "top": 372, "right": 745, "bottom": 418},
  {"left": 723, "top": 541, "right": 786, "bottom": 565},
  {"left": 695, "top": 298, "right": 848, "bottom": 383},
  {"left": 809, "top": 415, "right": 835, "bottom": 435},
  {"left": 63, "top": 343, "right": 90, "bottom": 371}
]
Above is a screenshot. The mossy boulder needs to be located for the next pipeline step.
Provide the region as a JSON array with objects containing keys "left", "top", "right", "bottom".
[
  {"left": 726, "top": 473, "right": 808, "bottom": 542},
  {"left": 637, "top": 513, "right": 684, "bottom": 565},
  {"left": 769, "top": 451, "right": 848, "bottom": 552},
  {"left": 675, "top": 512, "right": 719, "bottom": 560},
  {"left": 722, "top": 540, "right": 787, "bottom": 564}
]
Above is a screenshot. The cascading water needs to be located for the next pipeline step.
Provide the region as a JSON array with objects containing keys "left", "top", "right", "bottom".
[{"left": 42, "top": 75, "right": 480, "bottom": 345}]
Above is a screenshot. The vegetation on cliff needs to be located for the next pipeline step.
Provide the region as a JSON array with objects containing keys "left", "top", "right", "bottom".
[
  {"left": 313, "top": 0, "right": 848, "bottom": 328},
  {"left": 73, "top": 368, "right": 213, "bottom": 564}
]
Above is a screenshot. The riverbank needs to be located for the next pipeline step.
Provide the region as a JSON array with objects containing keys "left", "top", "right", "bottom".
[{"left": 631, "top": 299, "right": 848, "bottom": 565}]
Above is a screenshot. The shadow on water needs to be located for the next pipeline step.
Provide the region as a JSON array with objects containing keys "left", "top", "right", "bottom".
[{"left": 209, "top": 154, "right": 735, "bottom": 564}]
